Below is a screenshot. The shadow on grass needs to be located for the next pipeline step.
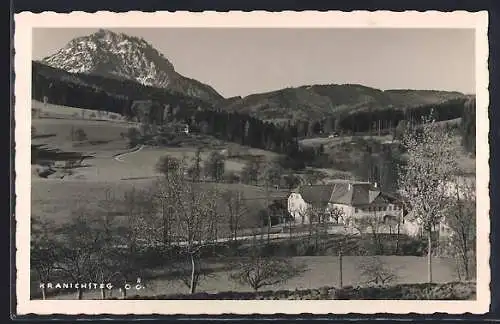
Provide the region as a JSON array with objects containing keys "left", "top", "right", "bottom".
[{"left": 32, "top": 133, "right": 57, "bottom": 139}]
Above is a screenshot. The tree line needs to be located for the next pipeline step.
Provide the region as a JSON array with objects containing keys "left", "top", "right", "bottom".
[
  {"left": 32, "top": 61, "right": 302, "bottom": 157},
  {"left": 32, "top": 60, "right": 475, "bottom": 156},
  {"left": 296, "top": 98, "right": 468, "bottom": 137}
]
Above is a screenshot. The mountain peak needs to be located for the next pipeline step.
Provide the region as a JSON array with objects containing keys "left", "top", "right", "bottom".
[{"left": 42, "top": 30, "right": 223, "bottom": 103}]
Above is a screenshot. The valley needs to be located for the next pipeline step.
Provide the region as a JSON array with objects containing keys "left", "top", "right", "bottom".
[{"left": 28, "top": 28, "right": 477, "bottom": 302}]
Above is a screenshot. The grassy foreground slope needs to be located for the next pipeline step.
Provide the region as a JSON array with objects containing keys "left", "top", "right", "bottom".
[
  {"left": 117, "top": 281, "right": 476, "bottom": 300},
  {"left": 40, "top": 255, "right": 460, "bottom": 300}
]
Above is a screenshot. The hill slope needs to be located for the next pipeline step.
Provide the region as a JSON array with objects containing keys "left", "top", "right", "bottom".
[
  {"left": 218, "top": 84, "right": 470, "bottom": 121},
  {"left": 41, "top": 29, "right": 223, "bottom": 104}
]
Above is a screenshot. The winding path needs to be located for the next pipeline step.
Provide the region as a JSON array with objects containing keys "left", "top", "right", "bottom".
[{"left": 113, "top": 144, "right": 145, "bottom": 162}]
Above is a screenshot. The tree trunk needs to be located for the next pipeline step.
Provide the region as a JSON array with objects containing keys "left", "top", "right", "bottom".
[
  {"left": 395, "top": 219, "right": 401, "bottom": 254},
  {"left": 464, "top": 253, "right": 470, "bottom": 281},
  {"left": 455, "top": 253, "right": 463, "bottom": 281},
  {"left": 338, "top": 249, "right": 343, "bottom": 288},
  {"left": 427, "top": 228, "right": 433, "bottom": 283},
  {"left": 76, "top": 288, "right": 83, "bottom": 300},
  {"left": 190, "top": 253, "right": 196, "bottom": 294},
  {"left": 462, "top": 236, "right": 470, "bottom": 281},
  {"left": 41, "top": 286, "right": 47, "bottom": 300},
  {"left": 100, "top": 287, "right": 106, "bottom": 300},
  {"left": 121, "top": 287, "right": 127, "bottom": 299},
  {"left": 314, "top": 226, "right": 319, "bottom": 252},
  {"left": 267, "top": 216, "right": 271, "bottom": 245}
]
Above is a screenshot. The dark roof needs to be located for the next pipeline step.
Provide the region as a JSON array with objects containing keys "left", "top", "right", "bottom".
[
  {"left": 296, "top": 181, "right": 400, "bottom": 207},
  {"left": 298, "top": 185, "right": 337, "bottom": 208}
]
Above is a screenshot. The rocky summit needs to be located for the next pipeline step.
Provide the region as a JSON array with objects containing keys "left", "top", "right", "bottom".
[{"left": 41, "top": 29, "right": 223, "bottom": 104}]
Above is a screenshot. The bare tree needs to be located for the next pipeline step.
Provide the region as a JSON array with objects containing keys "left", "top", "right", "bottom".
[
  {"left": 204, "top": 151, "right": 225, "bottom": 182},
  {"left": 189, "top": 147, "right": 203, "bottom": 182},
  {"left": 398, "top": 114, "right": 459, "bottom": 283},
  {"left": 97, "top": 188, "right": 155, "bottom": 299},
  {"left": 52, "top": 209, "right": 111, "bottom": 300},
  {"left": 159, "top": 165, "right": 222, "bottom": 294},
  {"left": 155, "top": 155, "right": 181, "bottom": 179},
  {"left": 171, "top": 256, "right": 216, "bottom": 293},
  {"left": 88, "top": 213, "right": 126, "bottom": 300},
  {"left": 357, "top": 256, "right": 399, "bottom": 286},
  {"left": 119, "top": 186, "right": 159, "bottom": 251},
  {"left": 229, "top": 241, "right": 307, "bottom": 291},
  {"left": 311, "top": 205, "right": 330, "bottom": 252},
  {"left": 241, "top": 159, "right": 260, "bottom": 185},
  {"left": 354, "top": 213, "right": 385, "bottom": 255},
  {"left": 304, "top": 205, "right": 324, "bottom": 252},
  {"left": 445, "top": 177, "right": 476, "bottom": 281},
  {"left": 260, "top": 161, "right": 284, "bottom": 189},
  {"left": 332, "top": 207, "right": 360, "bottom": 288},
  {"left": 221, "top": 190, "right": 246, "bottom": 243},
  {"left": 31, "top": 216, "right": 58, "bottom": 300}
]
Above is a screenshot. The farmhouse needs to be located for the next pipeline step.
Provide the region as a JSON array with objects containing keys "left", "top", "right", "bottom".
[
  {"left": 287, "top": 180, "right": 420, "bottom": 235},
  {"left": 162, "top": 122, "right": 190, "bottom": 134}
]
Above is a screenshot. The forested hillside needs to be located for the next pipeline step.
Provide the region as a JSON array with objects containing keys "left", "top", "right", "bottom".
[{"left": 32, "top": 61, "right": 476, "bottom": 159}]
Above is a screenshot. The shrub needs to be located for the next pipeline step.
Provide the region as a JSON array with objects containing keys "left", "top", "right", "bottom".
[
  {"left": 204, "top": 151, "right": 225, "bottom": 182},
  {"left": 126, "top": 127, "right": 141, "bottom": 148},
  {"left": 356, "top": 256, "right": 399, "bottom": 286},
  {"left": 223, "top": 171, "right": 240, "bottom": 184},
  {"left": 155, "top": 155, "right": 181, "bottom": 177},
  {"left": 228, "top": 255, "right": 307, "bottom": 291},
  {"left": 72, "top": 128, "right": 88, "bottom": 141}
]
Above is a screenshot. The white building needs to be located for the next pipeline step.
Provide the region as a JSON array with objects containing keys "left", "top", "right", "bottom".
[{"left": 288, "top": 180, "right": 420, "bottom": 236}]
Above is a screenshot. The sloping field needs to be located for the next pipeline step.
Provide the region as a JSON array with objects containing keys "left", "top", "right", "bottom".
[
  {"left": 31, "top": 178, "right": 153, "bottom": 223},
  {"left": 31, "top": 179, "right": 289, "bottom": 223},
  {"left": 32, "top": 118, "right": 132, "bottom": 156},
  {"left": 122, "top": 146, "right": 247, "bottom": 173},
  {"left": 32, "top": 145, "right": 256, "bottom": 182},
  {"left": 32, "top": 99, "right": 125, "bottom": 121}
]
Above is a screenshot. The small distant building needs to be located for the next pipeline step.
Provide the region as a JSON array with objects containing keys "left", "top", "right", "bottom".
[{"left": 162, "top": 122, "right": 189, "bottom": 135}]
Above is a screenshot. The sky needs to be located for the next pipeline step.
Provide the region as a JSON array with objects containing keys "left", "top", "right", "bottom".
[{"left": 32, "top": 28, "right": 476, "bottom": 98}]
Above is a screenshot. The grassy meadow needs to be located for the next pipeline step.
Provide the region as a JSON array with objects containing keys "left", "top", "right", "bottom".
[{"left": 40, "top": 255, "right": 458, "bottom": 300}]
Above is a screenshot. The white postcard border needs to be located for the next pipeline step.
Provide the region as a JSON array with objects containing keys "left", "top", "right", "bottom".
[{"left": 14, "top": 10, "right": 490, "bottom": 315}]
